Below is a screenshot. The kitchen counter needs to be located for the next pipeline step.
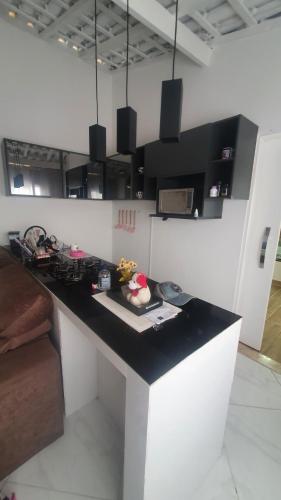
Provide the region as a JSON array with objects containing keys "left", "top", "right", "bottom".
[
  {"left": 4, "top": 248, "right": 241, "bottom": 500},
  {"left": 30, "top": 261, "right": 240, "bottom": 385}
]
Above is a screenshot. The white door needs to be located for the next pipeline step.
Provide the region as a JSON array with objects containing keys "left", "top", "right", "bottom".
[{"left": 235, "top": 133, "right": 281, "bottom": 350}]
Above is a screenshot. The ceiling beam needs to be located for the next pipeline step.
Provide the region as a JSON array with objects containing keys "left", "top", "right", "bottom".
[
  {"left": 80, "top": 14, "right": 114, "bottom": 39},
  {"left": 110, "top": 0, "right": 212, "bottom": 66},
  {"left": 98, "top": 24, "right": 149, "bottom": 55},
  {"left": 169, "top": 1, "right": 210, "bottom": 19},
  {"left": 191, "top": 11, "right": 220, "bottom": 38},
  {"left": 23, "top": 0, "right": 56, "bottom": 20},
  {"left": 40, "top": 0, "right": 91, "bottom": 39},
  {"left": 95, "top": 0, "right": 167, "bottom": 55},
  {"left": 227, "top": 0, "right": 257, "bottom": 27},
  {"left": 214, "top": 14, "right": 281, "bottom": 44},
  {"left": 96, "top": 0, "right": 127, "bottom": 28}
]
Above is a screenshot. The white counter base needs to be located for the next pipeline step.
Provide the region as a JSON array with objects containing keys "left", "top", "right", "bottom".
[{"left": 53, "top": 298, "right": 241, "bottom": 500}]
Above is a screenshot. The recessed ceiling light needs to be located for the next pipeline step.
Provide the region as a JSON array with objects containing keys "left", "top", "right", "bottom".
[
  {"left": 8, "top": 10, "right": 16, "bottom": 18},
  {"left": 72, "top": 45, "right": 78, "bottom": 51},
  {"left": 58, "top": 37, "right": 65, "bottom": 44},
  {"left": 27, "top": 21, "right": 34, "bottom": 28},
  {"left": 97, "top": 58, "right": 103, "bottom": 64}
]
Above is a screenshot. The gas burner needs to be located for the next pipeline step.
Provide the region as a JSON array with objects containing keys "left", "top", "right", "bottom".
[{"left": 50, "top": 254, "right": 101, "bottom": 283}]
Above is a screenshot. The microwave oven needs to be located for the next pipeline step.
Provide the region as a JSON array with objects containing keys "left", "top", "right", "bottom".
[{"left": 158, "top": 188, "right": 194, "bottom": 215}]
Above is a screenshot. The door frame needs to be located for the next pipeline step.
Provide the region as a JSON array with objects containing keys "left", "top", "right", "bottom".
[{"left": 233, "top": 132, "right": 281, "bottom": 350}]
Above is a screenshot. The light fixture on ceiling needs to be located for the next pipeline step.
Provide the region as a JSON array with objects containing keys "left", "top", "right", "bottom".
[
  {"left": 89, "top": 0, "right": 106, "bottom": 163},
  {"left": 72, "top": 44, "right": 79, "bottom": 51},
  {"left": 27, "top": 21, "right": 34, "bottom": 28},
  {"left": 58, "top": 37, "right": 65, "bottom": 44},
  {"left": 97, "top": 57, "right": 103, "bottom": 64},
  {"left": 159, "top": 0, "right": 183, "bottom": 143},
  {"left": 116, "top": 0, "right": 137, "bottom": 155},
  {"left": 8, "top": 10, "right": 16, "bottom": 18}
]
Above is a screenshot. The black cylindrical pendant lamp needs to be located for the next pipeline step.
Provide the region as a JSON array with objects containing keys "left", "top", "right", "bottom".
[
  {"left": 159, "top": 0, "right": 182, "bottom": 143},
  {"left": 89, "top": 123, "right": 106, "bottom": 162},
  {"left": 89, "top": 0, "right": 106, "bottom": 163},
  {"left": 117, "top": 0, "right": 137, "bottom": 155}
]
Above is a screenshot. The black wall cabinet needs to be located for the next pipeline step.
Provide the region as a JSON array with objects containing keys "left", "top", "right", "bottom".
[
  {"left": 104, "top": 152, "right": 156, "bottom": 201},
  {"left": 145, "top": 124, "right": 211, "bottom": 178},
  {"left": 144, "top": 114, "right": 258, "bottom": 219}
]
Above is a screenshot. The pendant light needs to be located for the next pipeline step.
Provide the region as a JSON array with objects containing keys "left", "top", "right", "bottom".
[
  {"left": 116, "top": 0, "right": 137, "bottom": 155},
  {"left": 89, "top": 0, "right": 106, "bottom": 163},
  {"left": 159, "top": 0, "right": 183, "bottom": 143}
]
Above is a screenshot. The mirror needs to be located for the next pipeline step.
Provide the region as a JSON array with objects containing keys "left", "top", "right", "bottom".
[
  {"left": 3, "top": 139, "right": 136, "bottom": 201},
  {"left": 4, "top": 139, "right": 64, "bottom": 198},
  {"left": 3, "top": 139, "right": 105, "bottom": 200},
  {"left": 63, "top": 151, "right": 104, "bottom": 200},
  {"left": 105, "top": 154, "right": 132, "bottom": 200}
]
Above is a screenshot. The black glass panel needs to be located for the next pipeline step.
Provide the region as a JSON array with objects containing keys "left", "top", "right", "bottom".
[
  {"left": 65, "top": 162, "right": 104, "bottom": 200},
  {"left": 4, "top": 139, "right": 63, "bottom": 198},
  {"left": 105, "top": 154, "right": 132, "bottom": 200}
]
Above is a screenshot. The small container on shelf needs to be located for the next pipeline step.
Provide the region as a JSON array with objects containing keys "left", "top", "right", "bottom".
[
  {"left": 221, "top": 184, "right": 229, "bottom": 197},
  {"left": 221, "top": 147, "right": 234, "bottom": 160},
  {"left": 216, "top": 180, "right": 222, "bottom": 197},
  {"left": 209, "top": 185, "right": 219, "bottom": 198}
]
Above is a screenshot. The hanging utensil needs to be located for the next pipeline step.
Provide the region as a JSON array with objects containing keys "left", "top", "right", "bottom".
[
  {"left": 114, "top": 209, "right": 121, "bottom": 229},
  {"left": 127, "top": 209, "right": 132, "bottom": 232},
  {"left": 124, "top": 209, "right": 128, "bottom": 231},
  {"left": 127, "top": 209, "right": 134, "bottom": 233},
  {"left": 130, "top": 209, "right": 136, "bottom": 233}
]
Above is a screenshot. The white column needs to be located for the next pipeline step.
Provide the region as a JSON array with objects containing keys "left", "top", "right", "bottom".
[
  {"left": 124, "top": 320, "right": 241, "bottom": 500},
  {"left": 57, "top": 308, "right": 98, "bottom": 417}
]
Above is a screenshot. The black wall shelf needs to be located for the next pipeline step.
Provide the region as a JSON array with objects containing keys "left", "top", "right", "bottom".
[
  {"left": 150, "top": 214, "right": 221, "bottom": 221},
  {"left": 209, "top": 158, "right": 234, "bottom": 164}
]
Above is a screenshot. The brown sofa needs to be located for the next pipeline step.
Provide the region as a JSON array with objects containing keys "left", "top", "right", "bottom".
[{"left": 0, "top": 248, "right": 64, "bottom": 480}]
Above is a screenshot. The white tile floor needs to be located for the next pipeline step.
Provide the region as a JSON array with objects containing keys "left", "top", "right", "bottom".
[{"left": 1, "top": 353, "right": 281, "bottom": 500}]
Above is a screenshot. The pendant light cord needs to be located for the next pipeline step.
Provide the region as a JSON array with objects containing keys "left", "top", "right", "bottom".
[
  {"left": 126, "top": 0, "right": 129, "bottom": 107},
  {"left": 172, "top": 0, "right": 179, "bottom": 80},
  {"left": 95, "top": 0, "right": 99, "bottom": 124}
]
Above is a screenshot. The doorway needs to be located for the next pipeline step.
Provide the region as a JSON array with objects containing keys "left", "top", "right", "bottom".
[{"left": 260, "top": 231, "right": 281, "bottom": 363}]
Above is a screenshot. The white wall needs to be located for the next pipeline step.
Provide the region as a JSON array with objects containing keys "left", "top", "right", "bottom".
[
  {"left": 111, "top": 26, "right": 281, "bottom": 311},
  {"left": 0, "top": 196, "right": 113, "bottom": 259},
  {"left": 113, "top": 24, "right": 281, "bottom": 145},
  {"left": 112, "top": 200, "right": 155, "bottom": 272},
  {"left": 0, "top": 19, "right": 113, "bottom": 258},
  {"left": 112, "top": 199, "right": 248, "bottom": 310}
]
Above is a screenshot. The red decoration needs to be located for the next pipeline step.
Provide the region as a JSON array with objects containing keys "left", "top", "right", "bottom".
[{"left": 136, "top": 273, "right": 147, "bottom": 288}]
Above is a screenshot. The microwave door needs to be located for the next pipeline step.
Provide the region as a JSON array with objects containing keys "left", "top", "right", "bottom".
[{"left": 159, "top": 188, "right": 193, "bottom": 215}]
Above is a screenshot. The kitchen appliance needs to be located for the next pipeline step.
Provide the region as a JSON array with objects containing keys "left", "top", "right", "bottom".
[{"left": 158, "top": 188, "right": 194, "bottom": 215}]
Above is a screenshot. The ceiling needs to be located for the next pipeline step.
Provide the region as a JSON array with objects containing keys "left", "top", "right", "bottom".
[{"left": 0, "top": 0, "right": 280, "bottom": 70}]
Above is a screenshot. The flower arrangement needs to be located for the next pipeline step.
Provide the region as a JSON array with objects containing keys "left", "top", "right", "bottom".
[{"left": 116, "top": 257, "right": 137, "bottom": 283}]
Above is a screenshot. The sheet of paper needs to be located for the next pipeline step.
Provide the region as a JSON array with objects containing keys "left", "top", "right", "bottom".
[{"left": 144, "top": 302, "right": 182, "bottom": 325}]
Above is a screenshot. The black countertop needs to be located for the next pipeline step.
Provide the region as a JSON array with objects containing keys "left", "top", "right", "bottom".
[{"left": 23, "top": 256, "right": 241, "bottom": 385}]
